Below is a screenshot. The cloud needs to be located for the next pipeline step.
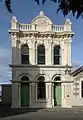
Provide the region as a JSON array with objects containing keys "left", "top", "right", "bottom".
[
  {"left": 72, "top": 60, "right": 82, "bottom": 72},
  {"left": 0, "top": 47, "right": 11, "bottom": 83}
]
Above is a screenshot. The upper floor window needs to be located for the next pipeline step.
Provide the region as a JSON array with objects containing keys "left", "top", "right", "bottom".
[
  {"left": 37, "top": 45, "right": 45, "bottom": 65},
  {"left": 21, "top": 44, "right": 29, "bottom": 64},
  {"left": 54, "top": 45, "right": 61, "bottom": 65}
]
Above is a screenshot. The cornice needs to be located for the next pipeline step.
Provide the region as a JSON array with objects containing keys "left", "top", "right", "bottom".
[
  {"left": 9, "top": 64, "right": 72, "bottom": 68},
  {"left": 8, "top": 29, "right": 75, "bottom": 39}
]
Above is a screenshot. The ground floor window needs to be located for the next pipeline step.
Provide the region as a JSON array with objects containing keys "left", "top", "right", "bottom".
[{"left": 37, "top": 76, "right": 45, "bottom": 99}]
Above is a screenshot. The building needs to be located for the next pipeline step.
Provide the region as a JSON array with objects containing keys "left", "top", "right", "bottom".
[
  {"left": 0, "top": 85, "right": 1, "bottom": 102},
  {"left": 1, "top": 84, "right": 12, "bottom": 105},
  {"left": 8, "top": 11, "right": 83, "bottom": 108}
]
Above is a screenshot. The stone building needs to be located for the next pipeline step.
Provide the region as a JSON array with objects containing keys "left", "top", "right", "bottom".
[{"left": 9, "top": 11, "right": 83, "bottom": 108}]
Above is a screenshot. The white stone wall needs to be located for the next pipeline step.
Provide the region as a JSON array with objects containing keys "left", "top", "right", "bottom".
[
  {"left": 9, "top": 11, "right": 75, "bottom": 108},
  {"left": 11, "top": 66, "right": 73, "bottom": 108},
  {"left": 71, "top": 72, "right": 83, "bottom": 106}
]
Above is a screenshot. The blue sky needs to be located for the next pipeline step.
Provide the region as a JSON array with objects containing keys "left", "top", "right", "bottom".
[{"left": 0, "top": 0, "right": 83, "bottom": 83}]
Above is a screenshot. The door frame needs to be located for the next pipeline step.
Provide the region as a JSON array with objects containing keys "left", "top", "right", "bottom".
[
  {"left": 21, "top": 82, "right": 30, "bottom": 107},
  {"left": 54, "top": 82, "right": 62, "bottom": 106}
]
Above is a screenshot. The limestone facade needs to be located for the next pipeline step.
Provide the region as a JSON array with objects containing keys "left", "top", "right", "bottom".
[{"left": 9, "top": 11, "right": 81, "bottom": 108}]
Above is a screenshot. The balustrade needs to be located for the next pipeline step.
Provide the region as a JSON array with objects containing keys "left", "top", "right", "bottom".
[{"left": 15, "top": 23, "right": 64, "bottom": 32}]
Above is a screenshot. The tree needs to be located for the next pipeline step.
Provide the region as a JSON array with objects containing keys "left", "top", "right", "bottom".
[
  {"left": 4, "top": 0, "right": 83, "bottom": 19},
  {"left": 5, "top": 0, "right": 12, "bottom": 13}
]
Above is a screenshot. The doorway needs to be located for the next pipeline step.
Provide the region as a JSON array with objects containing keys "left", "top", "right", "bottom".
[
  {"left": 21, "top": 76, "right": 29, "bottom": 107},
  {"left": 54, "top": 77, "right": 61, "bottom": 106}
]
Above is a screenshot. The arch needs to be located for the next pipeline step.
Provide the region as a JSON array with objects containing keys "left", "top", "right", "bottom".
[
  {"left": 21, "top": 44, "right": 29, "bottom": 64},
  {"left": 35, "top": 74, "right": 46, "bottom": 81},
  {"left": 37, "top": 76, "right": 45, "bottom": 82},
  {"left": 21, "top": 76, "right": 29, "bottom": 81},
  {"left": 52, "top": 74, "right": 65, "bottom": 82},
  {"left": 53, "top": 45, "right": 61, "bottom": 65},
  {"left": 52, "top": 74, "right": 61, "bottom": 82},
  {"left": 37, "top": 44, "right": 45, "bottom": 64},
  {"left": 18, "top": 73, "right": 32, "bottom": 81},
  {"left": 54, "top": 76, "right": 61, "bottom": 81}
]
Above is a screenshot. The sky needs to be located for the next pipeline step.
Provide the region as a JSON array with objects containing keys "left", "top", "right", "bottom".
[{"left": 0, "top": 0, "right": 83, "bottom": 83}]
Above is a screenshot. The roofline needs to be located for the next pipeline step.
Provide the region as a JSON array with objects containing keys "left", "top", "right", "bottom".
[{"left": 71, "top": 66, "right": 83, "bottom": 77}]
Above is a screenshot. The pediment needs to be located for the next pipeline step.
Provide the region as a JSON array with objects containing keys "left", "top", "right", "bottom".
[{"left": 32, "top": 11, "right": 52, "bottom": 26}]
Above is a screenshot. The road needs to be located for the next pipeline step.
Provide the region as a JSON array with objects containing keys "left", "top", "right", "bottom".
[{"left": 1, "top": 108, "right": 83, "bottom": 120}]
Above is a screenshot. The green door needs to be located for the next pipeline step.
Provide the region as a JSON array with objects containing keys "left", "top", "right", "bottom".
[
  {"left": 54, "top": 83, "right": 61, "bottom": 106},
  {"left": 21, "top": 83, "right": 29, "bottom": 107}
]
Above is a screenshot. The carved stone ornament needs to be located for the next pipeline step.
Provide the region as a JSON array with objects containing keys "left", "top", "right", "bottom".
[{"left": 34, "top": 17, "right": 48, "bottom": 26}]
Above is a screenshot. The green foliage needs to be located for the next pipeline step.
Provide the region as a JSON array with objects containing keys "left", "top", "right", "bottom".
[
  {"left": 34, "top": 0, "right": 83, "bottom": 18},
  {"left": 4, "top": 0, "right": 83, "bottom": 18},
  {"left": 5, "top": 0, "right": 12, "bottom": 13}
]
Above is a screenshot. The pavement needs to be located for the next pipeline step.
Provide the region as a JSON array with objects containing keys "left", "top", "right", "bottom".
[{"left": 1, "top": 107, "right": 83, "bottom": 120}]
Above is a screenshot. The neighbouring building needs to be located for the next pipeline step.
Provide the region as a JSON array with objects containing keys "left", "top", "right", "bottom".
[
  {"left": 0, "top": 85, "right": 1, "bottom": 102},
  {"left": 1, "top": 84, "right": 12, "bottom": 105},
  {"left": 8, "top": 11, "right": 83, "bottom": 108}
]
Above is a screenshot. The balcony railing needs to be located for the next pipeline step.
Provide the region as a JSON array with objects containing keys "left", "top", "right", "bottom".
[
  {"left": 15, "top": 23, "right": 64, "bottom": 32},
  {"left": 52, "top": 25, "right": 64, "bottom": 32}
]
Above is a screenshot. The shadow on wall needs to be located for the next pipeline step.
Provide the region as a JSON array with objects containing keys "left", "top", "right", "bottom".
[{"left": 10, "top": 44, "right": 47, "bottom": 108}]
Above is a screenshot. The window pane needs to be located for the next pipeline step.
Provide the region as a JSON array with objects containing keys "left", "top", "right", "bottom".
[
  {"left": 54, "top": 46, "right": 60, "bottom": 55},
  {"left": 21, "top": 45, "right": 29, "bottom": 54},
  {"left": 21, "top": 55, "right": 29, "bottom": 64},
  {"left": 21, "top": 45, "right": 29, "bottom": 64},
  {"left": 54, "top": 56, "right": 60, "bottom": 65},
  {"left": 38, "top": 56, "right": 45, "bottom": 64},
  {"left": 38, "top": 45, "right": 45, "bottom": 54},
  {"left": 37, "top": 45, "right": 45, "bottom": 65},
  {"left": 54, "top": 45, "right": 60, "bottom": 65},
  {"left": 37, "top": 81, "right": 45, "bottom": 99}
]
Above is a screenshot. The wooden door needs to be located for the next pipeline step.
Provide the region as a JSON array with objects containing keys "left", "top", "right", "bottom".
[{"left": 21, "top": 83, "right": 29, "bottom": 107}]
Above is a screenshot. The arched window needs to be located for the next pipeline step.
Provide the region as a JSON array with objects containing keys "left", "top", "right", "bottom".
[
  {"left": 37, "top": 76, "right": 45, "bottom": 99},
  {"left": 37, "top": 45, "right": 45, "bottom": 64},
  {"left": 54, "top": 45, "right": 60, "bottom": 65},
  {"left": 21, "top": 76, "right": 29, "bottom": 81},
  {"left": 54, "top": 76, "right": 61, "bottom": 81},
  {"left": 21, "top": 45, "right": 29, "bottom": 64}
]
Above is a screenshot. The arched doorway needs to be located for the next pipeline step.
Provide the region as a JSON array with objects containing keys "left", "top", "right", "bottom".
[
  {"left": 21, "top": 76, "right": 29, "bottom": 107},
  {"left": 54, "top": 76, "right": 61, "bottom": 106}
]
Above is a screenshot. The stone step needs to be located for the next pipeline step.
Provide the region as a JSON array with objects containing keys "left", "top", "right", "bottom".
[{"left": 38, "top": 107, "right": 83, "bottom": 113}]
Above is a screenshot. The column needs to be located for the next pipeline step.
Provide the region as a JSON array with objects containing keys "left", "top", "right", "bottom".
[
  {"left": 60, "top": 41, "right": 65, "bottom": 65},
  {"left": 68, "top": 40, "right": 72, "bottom": 66},
  {"left": 64, "top": 41, "right": 68, "bottom": 65},
  {"left": 12, "top": 35, "right": 17, "bottom": 64},
  {"left": 29, "top": 43, "right": 33, "bottom": 65},
  {"left": 31, "top": 82, "right": 37, "bottom": 107},
  {"left": 46, "top": 83, "right": 52, "bottom": 108},
  {"left": 62, "top": 82, "right": 66, "bottom": 107}
]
